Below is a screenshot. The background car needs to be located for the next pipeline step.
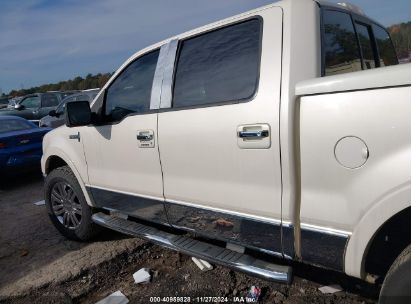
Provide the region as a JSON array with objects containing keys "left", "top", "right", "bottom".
[
  {"left": 39, "top": 89, "right": 100, "bottom": 128},
  {"left": 0, "top": 116, "right": 51, "bottom": 176},
  {"left": 7, "top": 96, "right": 23, "bottom": 109},
  {"left": 0, "top": 97, "right": 9, "bottom": 109},
  {"left": 0, "top": 92, "right": 63, "bottom": 125}
]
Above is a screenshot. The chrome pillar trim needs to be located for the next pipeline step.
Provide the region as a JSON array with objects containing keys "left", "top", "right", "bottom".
[
  {"left": 159, "top": 39, "right": 178, "bottom": 109},
  {"left": 150, "top": 42, "right": 171, "bottom": 110},
  {"left": 92, "top": 212, "right": 292, "bottom": 284}
]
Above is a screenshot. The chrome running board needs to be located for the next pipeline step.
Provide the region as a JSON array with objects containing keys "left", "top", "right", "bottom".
[{"left": 92, "top": 212, "right": 292, "bottom": 284}]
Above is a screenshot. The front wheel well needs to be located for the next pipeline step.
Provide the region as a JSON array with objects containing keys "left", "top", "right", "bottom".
[
  {"left": 45, "top": 156, "right": 68, "bottom": 175},
  {"left": 364, "top": 206, "right": 411, "bottom": 279}
]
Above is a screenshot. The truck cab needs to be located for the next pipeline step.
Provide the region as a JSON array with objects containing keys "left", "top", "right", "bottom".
[{"left": 41, "top": 0, "right": 411, "bottom": 301}]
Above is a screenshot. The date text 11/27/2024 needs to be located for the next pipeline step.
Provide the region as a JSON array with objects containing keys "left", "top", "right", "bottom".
[{"left": 149, "top": 296, "right": 259, "bottom": 303}]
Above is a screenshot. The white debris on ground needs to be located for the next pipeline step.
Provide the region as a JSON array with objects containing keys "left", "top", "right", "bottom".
[
  {"left": 95, "top": 290, "right": 129, "bottom": 304},
  {"left": 191, "top": 257, "right": 213, "bottom": 271},
  {"left": 318, "top": 284, "right": 343, "bottom": 294},
  {"left": 133, "top": 268, "right": 151, "bottom": 284},
  {"left": 33, "top": 200, "right": 45, "bottom": 206}
]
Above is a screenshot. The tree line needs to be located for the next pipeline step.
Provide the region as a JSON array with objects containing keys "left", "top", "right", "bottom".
[
  {"left": 388, "top": 22, "right": 411, "bottom": 59},
  {"left": 7, "top": 73, "right": 112, "bottom": 98}
]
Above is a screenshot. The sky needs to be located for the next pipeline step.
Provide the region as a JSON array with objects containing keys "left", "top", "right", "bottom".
[{"left": 0, "top": 0, "right": 410, "bottom": 94}]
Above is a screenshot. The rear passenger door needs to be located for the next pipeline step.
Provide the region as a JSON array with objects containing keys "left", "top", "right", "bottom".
[{"left": 158, "top": 9, "right": 284, "bottom": 254}]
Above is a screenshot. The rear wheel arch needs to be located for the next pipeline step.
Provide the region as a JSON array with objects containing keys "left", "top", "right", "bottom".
[{"left": 363, "top": 206, "right": 411, "bottom": 280}]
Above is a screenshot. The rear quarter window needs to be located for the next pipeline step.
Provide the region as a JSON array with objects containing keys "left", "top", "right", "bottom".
[
  {"left": 323, "top": 10, "right": 362, "bottom": 76},
  {"left": 373, "top": 24, "right": 398, "bottom": 67}
]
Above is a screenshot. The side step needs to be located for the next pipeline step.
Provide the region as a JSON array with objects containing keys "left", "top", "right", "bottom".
[{"left": 92, "top": 212, "right": 292, "bottom": 284}]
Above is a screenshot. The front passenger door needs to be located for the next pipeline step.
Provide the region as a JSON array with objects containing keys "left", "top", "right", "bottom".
[{"left": 82, "top": 49, "right": 167, "bottom": 224}]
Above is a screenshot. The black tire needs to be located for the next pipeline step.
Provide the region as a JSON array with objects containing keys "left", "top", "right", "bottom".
[
  {"left": 44, "top": 165, "right": 100, "bottom": 241},
  {"left": 380, "top": 244, "right": 411, "bottom": 304}
]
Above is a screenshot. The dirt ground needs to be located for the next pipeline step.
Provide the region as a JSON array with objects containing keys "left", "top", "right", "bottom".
[{"left": 0, "top": 172, "right": 379, "bottom": 303}]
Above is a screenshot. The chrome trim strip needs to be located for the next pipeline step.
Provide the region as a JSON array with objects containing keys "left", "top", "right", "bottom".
[
  {"left": 160, "top": 39, "right": 178, "bottom": 109},
  {"left": 86, "top": 185, "right": 349, "bottom": 271},
  {"left": 92, "top": 212, "right": 292, "bottom": 284},
  {"left": 85, "top": 184, "right": 164, "bottom": 202},
  {"left": 166, "top": 198, "right": 283, "bottom": 226},
  {"left": 300, "top": 223, "right": 352, "bottom": 238},
  {"left": 85, "top": 184, "right": 285, "bottom": 226}
]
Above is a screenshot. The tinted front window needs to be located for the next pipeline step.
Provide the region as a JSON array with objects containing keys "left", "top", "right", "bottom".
[
  {"left": 105, "top": 50, "right": 159, "bottom": 121},
  {"left": 20, "top": 96, "right": 40, "bottom": 108},
  {"left": 0, "top": 119, "right": 32, "bottom": 133},
  {"left": 323, "top": 10, "right": 362, "bottom": 76},
  {"left": 42, "top": 93, "right": 60, "bottom": 107},
  {"left": 173, "top": 19, "right": 262, "bottom": 108},
  {"left": 356, "top": 23, "right": 376, "bottom": 69},
  {"left": 373, "top": 24, "right": 398, "bottom": 67}
]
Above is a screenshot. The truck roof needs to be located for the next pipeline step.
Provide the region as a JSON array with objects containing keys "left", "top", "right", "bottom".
[{"left": 315, "top": 1, "right": 365, "bottom": 15}]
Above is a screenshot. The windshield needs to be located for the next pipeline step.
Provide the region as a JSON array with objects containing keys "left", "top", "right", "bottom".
[
  {"left": 0, "top": 119, "right": 33, "bottom": 133},
  {"left": 20, "top": 96, "right": 40, "bottom": 108}
]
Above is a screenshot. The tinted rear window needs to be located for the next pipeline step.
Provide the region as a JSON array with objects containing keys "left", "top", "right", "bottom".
[
  {"left": 172, "top": 18, "right": 262, "bottom": 108},
  {"left": 0, "top": 119, "right": 32, "bottom": 133},
  {"left": 373, "top": 24, "right": 398, "bottom": 67},
  {"left": 323, "top": 10, "right": 362, "bottom": 76},
  {"left": 42, "top": 93, "right": 60, "bottom": 107}
]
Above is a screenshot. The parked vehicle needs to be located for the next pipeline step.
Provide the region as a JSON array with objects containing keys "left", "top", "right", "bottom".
[
  {"left": 41, "top": 0, "right": 411, "bottom": 301},
  {"left": 0, "top": 97, "right": 9, "bottom": 109},
  {"left": 0, "top": 116, "right": 51, "bottom": 176},
  {"left": 39, "top": 89, "right": 100, "bottom": 128},
  {"left": 0, "top": 92, "right": 62, "bottom": 124},
  {"left": 7, "top": 97, "right": 23, "bottom": 109}
]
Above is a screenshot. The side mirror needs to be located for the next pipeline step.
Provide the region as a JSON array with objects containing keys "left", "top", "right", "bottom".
[
  {"left": 15, "top": 104, "right": 24, "bottom": 110},
  {"left": 65, "top": 101, "right": 91, "bottom": 127},
  {"left": 49, "top": 110, "right": 57, "bottom": 117}
]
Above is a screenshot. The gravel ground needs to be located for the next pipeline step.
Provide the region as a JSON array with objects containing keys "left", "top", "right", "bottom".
[{"left": 0, "top": 172, "right": 379, "bottom": 303}]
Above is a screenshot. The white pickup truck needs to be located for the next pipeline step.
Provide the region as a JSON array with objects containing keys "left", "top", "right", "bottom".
[{"left": 41, "top": 0, "right": 411, "bottom": 301}]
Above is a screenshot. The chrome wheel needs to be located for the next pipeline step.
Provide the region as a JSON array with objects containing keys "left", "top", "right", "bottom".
[{"left": 50, "top": 181, "right": 82, "bottom": 230}]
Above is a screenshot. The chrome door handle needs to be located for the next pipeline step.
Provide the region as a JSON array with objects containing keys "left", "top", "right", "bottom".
[
  {"left": 238, "top": 130, "right": 269, "bottom": 138},
  {"left": 137, "top": 133, "right": 153, "bottom": 141},
  {"left": 69, "top": 132, "right": 80, "bottom": 142}
]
